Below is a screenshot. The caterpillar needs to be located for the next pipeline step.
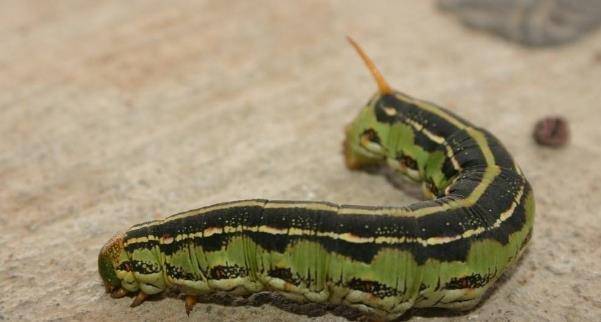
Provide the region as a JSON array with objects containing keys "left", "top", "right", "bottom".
[{"left": 98, "top": 37, "right": 534, "bottom": 320}]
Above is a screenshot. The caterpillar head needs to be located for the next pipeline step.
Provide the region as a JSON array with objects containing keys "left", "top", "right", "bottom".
[
  {"left": 98, "top": 233, "right": 139, "bottom": 296},
  {"left": 344, "top": 94, "right": 389, "bottom": 170},
  {"left": 344, "top": 37, "right": 397, "bottom": 170}
]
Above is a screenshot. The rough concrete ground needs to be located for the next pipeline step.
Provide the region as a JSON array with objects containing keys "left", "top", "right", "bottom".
[{"left": 1, "top": 1, "right": 600, "bottom": 321}]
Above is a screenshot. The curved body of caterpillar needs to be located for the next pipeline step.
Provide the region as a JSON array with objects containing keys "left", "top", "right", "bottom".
[{"left": 99, "top": 38, "right": 534, "bottom": 320}]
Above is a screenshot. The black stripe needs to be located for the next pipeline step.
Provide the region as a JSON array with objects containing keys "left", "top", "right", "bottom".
[
  {"left": 127, "top": 184, "right": 529, "bottom": 265},
  {"left": 126, "top": 222, "right": 156, "bottom": 239},
  {"left": 165, "top": 262, "right": 198, "bottom": 280},
  {"left": 444, "top": 129, "right": 487, "bottom": 169},
  {"left": 123, "top": 130, "right": 529, "bottom": 264},
  {"left": 128, "top": 191, "right": 521, "bottom": 247},
  {"left": 414, "top": 168, "right": 526, "bottom": 239},
  {"left": 125, "top": 169, "right": 527, "bottom": 257},
  {"left": 413, "top": 129, "right": 441, "bottom": 152},
  {"left": 441, "top": 157, "right": 459, "bottom": 179},
  {"left": 375, "top": 94, "right": 467, "bottom": 139},
  {"left": 482, "top": 131, "right": 516, "bottom": 170},
  {"left": 260, "top": 201, "right": 336, "bottom": 231}
]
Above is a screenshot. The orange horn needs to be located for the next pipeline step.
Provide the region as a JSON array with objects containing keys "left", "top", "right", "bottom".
[{"left": 347, "top": 36, "right": 392, "bottom": 95}]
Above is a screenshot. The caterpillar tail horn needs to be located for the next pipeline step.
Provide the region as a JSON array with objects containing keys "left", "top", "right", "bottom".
[{"left": 346, "top": 36, "right": 392, "bottom": 95}]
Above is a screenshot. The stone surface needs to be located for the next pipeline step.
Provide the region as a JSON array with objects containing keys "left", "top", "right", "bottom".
[
  {"left": 1, "top": 1, "right": 600, "bottom": 321},
  {"left": 439, "top": 0, "right": 601, "bottom": 47}
]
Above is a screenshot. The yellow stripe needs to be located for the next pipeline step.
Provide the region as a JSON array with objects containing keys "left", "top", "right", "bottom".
[
  {"left": 163, "top": 200, "right": 266, "bottom": 223},
  {"left": 403, "top": 95, "right": 476, "bottom": 172},
  {"left": 264, "top": 201, "right": 337, "bottom": 212},
  {"left": 411, "top": 98, "right": 468, "bottom": 129},
  {"left": 404, "top": 118, "right": 462, "bottom": 171}
]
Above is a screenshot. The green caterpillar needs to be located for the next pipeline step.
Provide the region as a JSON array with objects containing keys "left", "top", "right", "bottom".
[{"left": 98, "top": 38, "right": 534, "bottom": 320}]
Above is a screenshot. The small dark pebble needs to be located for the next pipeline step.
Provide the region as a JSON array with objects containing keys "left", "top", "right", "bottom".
[{"left": 533, "top": 116, "right": 570, "bottom": 147}]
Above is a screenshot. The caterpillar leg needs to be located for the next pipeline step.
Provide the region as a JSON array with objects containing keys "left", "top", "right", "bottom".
[
  {"left": 185, "top": 295, "right": 198, "bottom": 316},
  {"left": 110, "top": 288, "right": 128, "bottom": 298},
  {"left": 130, "top": 291, "right": 149, "bottom": 307}
]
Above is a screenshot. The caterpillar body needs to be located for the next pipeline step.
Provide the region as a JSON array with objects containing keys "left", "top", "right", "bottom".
[{"left": 99, "top": 38, "right": 534, "bottom": 320}]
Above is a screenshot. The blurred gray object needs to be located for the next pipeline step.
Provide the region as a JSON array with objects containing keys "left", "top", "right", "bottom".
[{"left": 439, "top": 0, "right": 601, "bottom": 46}]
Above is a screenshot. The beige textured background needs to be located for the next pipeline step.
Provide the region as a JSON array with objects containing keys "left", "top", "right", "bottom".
[{"left": 1, "top": 1, "right": 600, "bottom": 321}]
